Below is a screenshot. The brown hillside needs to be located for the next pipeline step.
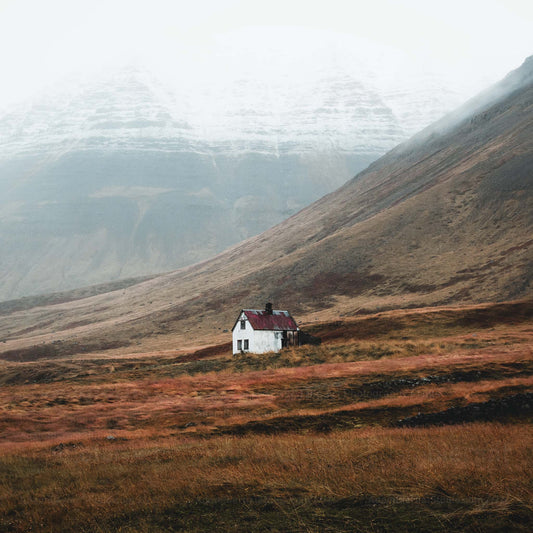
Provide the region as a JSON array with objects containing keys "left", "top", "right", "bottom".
[{"left": 0, "top": 57, "right": 531, "bottom": 357}]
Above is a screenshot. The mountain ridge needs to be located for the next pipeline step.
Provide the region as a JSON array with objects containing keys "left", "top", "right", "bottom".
[
  {"left": 0, "top": 59, "right": 468, "bottom": 301},
  {"left": 0, "top": 56, "right": 531, "bottom": 357}
]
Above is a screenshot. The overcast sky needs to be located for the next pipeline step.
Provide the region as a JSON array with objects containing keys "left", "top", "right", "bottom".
[{"left": 0, "top": 0, "right": 531, "bottom": 106}]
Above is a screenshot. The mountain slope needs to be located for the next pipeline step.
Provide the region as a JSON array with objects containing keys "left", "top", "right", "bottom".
[
  {"left": 0, "top": 55, "right": 467, "bottom": 302},
  {"left": 0, "top": 57, "right": 531, "bottom": 357}
]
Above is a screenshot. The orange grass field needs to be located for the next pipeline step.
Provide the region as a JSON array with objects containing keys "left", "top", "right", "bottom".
[{"left": 0, "top": 301, "right": 532, "bottom": 532}]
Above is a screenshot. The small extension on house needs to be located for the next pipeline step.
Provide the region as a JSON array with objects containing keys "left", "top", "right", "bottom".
[{"left": 232, "top": 303, "right": 300, "bottom": 354}]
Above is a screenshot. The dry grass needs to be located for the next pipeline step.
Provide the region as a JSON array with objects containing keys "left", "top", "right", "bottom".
[
  {"left": 0, "top": 424, "right": 531, "bottom": 532},
  {"left": 0, "top": 302, "right": 531, "bottom": 531},
  {"left": 1, "top": 343, "right": 530, "bottom": 444}
]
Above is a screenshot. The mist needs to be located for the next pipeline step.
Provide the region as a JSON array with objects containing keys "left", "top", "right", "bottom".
[
  {"left": 0, "top": 0, "right": 532, "bottom": 108},
  {"left": 0, "top": 0, "right": 531, "bottom": 301}
]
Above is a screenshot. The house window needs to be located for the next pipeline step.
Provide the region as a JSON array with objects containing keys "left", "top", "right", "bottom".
[
  {"left": 244, "top": 339, "right": 249, "bottom": 350},
  {"left": 237, "top": 340, "right": 242, "bottom": 351},
  {"left": 240, "top": 320, "right": 246, "bottom": 329}
]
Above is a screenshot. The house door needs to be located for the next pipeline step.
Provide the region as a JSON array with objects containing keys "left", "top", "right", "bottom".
[{"left": 281, "top": 331, "right": 288, "bottom": 348}]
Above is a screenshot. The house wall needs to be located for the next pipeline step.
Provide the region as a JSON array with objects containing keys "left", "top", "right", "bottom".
[
  {"left": 232, "top": 312, "right": 282, "bottom": 354},
  {"left": 232, "top": 312, "right": 252, "bottom": 354},
  {"left": 250, "top": 330, "right": 283, "bottom": 354}
]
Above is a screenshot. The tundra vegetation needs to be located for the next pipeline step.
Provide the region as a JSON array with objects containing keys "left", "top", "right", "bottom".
[{"left": 0, "top": 301, "right": 531, "bottom": 532}]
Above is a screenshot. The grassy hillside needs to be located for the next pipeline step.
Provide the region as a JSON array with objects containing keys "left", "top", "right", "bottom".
[
  {"left": 0, "top": 58, "right": 531, "bottom": 362},
  {"left": 0, "top": 60, "right": 531, "bottom": 532},
  {"left": 1, "top": 301, "right": 531, "bottom": 532}
]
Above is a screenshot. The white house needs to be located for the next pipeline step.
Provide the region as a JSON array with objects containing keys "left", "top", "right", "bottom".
[{"left": 232, "top": 303, "right": 300, "bottom": 354}]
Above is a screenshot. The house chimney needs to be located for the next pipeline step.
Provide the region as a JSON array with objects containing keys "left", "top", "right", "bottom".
[{"left": 265, "top": 302, "right": 273, "bottom": 315}]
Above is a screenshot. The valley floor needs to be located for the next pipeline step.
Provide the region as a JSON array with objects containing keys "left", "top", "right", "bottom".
[{"left": 0, "top": 301, "right": 531, "bottom": 532}]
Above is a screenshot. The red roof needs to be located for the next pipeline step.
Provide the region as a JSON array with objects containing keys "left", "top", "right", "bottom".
[{"left": 235, "top": 309, "right": 299, "bottom": 331}]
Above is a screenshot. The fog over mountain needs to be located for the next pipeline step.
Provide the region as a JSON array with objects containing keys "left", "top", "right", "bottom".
[
  {"left": 0, "top": 30, "right": 476, "bottom": 301},
  {"left": 1, "top": 55, "right": 530, "bottom": 359}
]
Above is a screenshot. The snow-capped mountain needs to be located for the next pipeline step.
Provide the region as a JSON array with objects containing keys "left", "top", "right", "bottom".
[{"left": 0, "top": 42, "right": 468, "bottom": 300}]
